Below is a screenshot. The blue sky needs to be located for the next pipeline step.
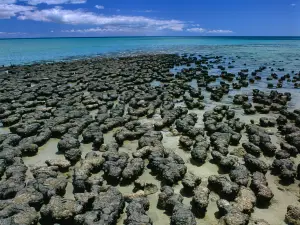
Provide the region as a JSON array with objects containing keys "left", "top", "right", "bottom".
[{"left": 0, "top": 0, "right": 299, "bottom": 37}]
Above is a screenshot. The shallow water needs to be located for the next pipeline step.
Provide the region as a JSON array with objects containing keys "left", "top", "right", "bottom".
[
  {"left": 80, "top": 143, "right": 93, "bottom": 159},
  {"left": 1, "top": 37, "right": 300, "bottom": 66},
  {"left": 252, "top": 172, "right": 300, "bottom": 225},
  {"left": 23, "top": 138, "right": 65, "bottom": 182},
  {"left": 23, "top": 138, "right": 64, "bottom": 167},
  {"left": 150, "top": 80, "right": 162, "bottom": 87},
  {"left": 0, "top": 127, "right": 10, "bottom": 135},
  {"left": 119, "top": 140, "right": 139, "bottom": 156}
]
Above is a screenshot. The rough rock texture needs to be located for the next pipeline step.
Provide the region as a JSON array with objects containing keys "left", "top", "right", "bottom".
[
  {"left": 233, "top": 187, "right": 256, "bottom": 214},
  {"left": 102, "top": 151, "right": 129, "bottom": 183},
  {"left": 171, "top": 203, "right": 197, "bottom": 225},
  {"left": 148, "top": 152, "right": 187, "bottom": 185},
  {"left": 45, "top": 159, "right": 71, "bottom": 171},
  {"left": 124, "top": 197, "right": 152, "bottom": 225},
  {"left": 75, "top": 187, "right": 125, "bottom": 225},
  {"left": 182, "top": 172, "right": 201, "bottom": 190},
  {"left": 73, "top": 152, "right": 104, "bottom": 192},
  {"left": 244, "top": 154, "right": 269, "bottom": 174},
  {"left": 134, "top": 180, "right": 158, "bottom": 195},
  {"left": 248, "top": 219, "right": 270, "bottom": 225},
  {"left": 219, "top": 209, "right": 249, "bottom": 225},
  {"left": 285, "top": 205, "right": 300, "bottom": 225},
  {"left": 191, "top": 135, "right": 210, "bottom": 163},
  {"left": 157, "top": 186, "right": 184, "bottom": 213},
  {"left": 0, "top": 203, "right": 39, "bottom": 225},
  {"left": 40, "top": 195, "right": 83, "bottom": 223},
  {"left": 30, "top": 165, "right": 68, "bottom": 199},
  {"left": 122, "top": 158, "right": 144, "bottom": 181},
  {"left": 230, "top": 165, "right": 250, "bottom": 186},
  {"left": 208, "top": 175, "right": 239, "bottom": 200},
  {"left": 192, "top": 186, "right": 210, "bottom": 213},
  {"left": 250, "top": 172, "right": 274, "bottom": 204},
  {"left": 271, "top": 158, "right": 296, "bottom": 183}
]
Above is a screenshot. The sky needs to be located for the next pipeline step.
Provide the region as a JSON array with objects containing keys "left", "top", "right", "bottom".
[{"left": 0, "top": 0, "right": 299, "bottom": 37}]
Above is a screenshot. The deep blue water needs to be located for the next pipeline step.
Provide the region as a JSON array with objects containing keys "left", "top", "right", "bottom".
[{"left": 0, "top": 36, "right": 300, "bottom": 66}]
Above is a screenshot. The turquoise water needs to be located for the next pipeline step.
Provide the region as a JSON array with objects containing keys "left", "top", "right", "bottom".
[{"left": 0, "top": 36, "right": 300, "bottom": 66}]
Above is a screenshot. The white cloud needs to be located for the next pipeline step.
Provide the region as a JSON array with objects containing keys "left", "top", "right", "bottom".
[
  {"left": 0, "top": 31, "right": 26, "bottom": 35},
  {"left": 186, "top": 27, "right": 206, "bottom": 33},
  {"left": 0, "top": 4, "right": 35, "bottom": 19},
  {"left": 18, "top": 7, "right": 185, "bottom": 31},
  {"left": 23, "top": 0, "right": 86, "bottom": 5},
  {"left": 62, "top": 27, "right": 134, "bottom": 33},
  {"left": 186, "top": 27, "right": 233, "bottom": 34},
  {"left": 0, "top": 0, "right": 17, "bottom": 3},
  {"left": 133, "top": 10, "right": 156, "bottom": 13},
  {"left": 95, "top": 5, "right": 104, "bottom": 9},
  {"left": 207, "top": 29, "right": 233, "bottom": 34},
  {"left": 290, "top": 3, "right": 296, "bottom": 7},
  {"left": 0, "top": 3, "right": 232, "bottom": 35}
]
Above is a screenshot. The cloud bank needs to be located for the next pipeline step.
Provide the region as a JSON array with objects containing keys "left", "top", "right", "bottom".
[
  {"left": 18, "top": 7, "right": 185, "bottom": 31},
  {"left": 22, "top": 0, "right": 86, "bottom": 5},
  {"left": 0, "top": 2, "right": 233, "bottom": 35},
  {"left": 187, "top": 27, "right": 233, "bottom": 34},
  {"left": 0, "top": 4, "right": 35, "bottom": 19},
  {"left": 186, "top": 28, "right": 206, "bottom": 33},
  {"left": 207, "top": 29, "right": 233, "bottom": 34},
  {"left": 62, "top": 27, "right": 135, "bottom": 33},
  {"left": 0, "top": 31, "right": 26, "bottom": 35},
  {"left": 1, "top": 0, "right": 17, "bottom": 3}
]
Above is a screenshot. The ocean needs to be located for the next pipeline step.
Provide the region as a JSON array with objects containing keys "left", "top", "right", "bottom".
[
  {"left": 1, "top": 36, "right": 300, "bottom": 225},
  {"left": 0, "top": 36, "right": 300, "bottom": 66}
]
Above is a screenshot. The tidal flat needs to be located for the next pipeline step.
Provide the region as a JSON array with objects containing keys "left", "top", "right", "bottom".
[{"left": 0, "top": 53, "right": 299, "bottom": 225}]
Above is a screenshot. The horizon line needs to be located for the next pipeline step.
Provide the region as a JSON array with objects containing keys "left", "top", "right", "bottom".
[{"left": 1, "top": 35, "right": 300, "bottom": 40}]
